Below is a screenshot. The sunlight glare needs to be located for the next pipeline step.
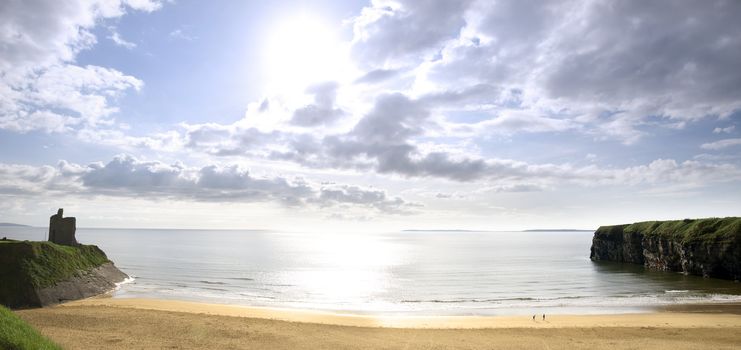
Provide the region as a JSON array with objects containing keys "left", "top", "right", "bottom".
[
  {"left": 277, "top": 233, "right": 400, "bottom": 312},
  {"left": 263, "top": 14, "right": 349, "bottom": 92}
]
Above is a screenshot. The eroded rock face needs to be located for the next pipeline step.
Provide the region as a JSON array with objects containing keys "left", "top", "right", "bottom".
[
  {"left": 49, "top": 208, "right": 78, "bottom": 246},
  {"left": 590, "top": 219, "right": 741, "bottom": 281},
  {"left": 589, "top": 224, "right": 643, "bottom": 264},
  {"left": 34, "top": 262, "right": 128, "bottom": 306}
]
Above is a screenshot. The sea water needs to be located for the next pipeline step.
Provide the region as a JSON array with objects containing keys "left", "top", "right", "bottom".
[{"left": 3, "top": 227, "right": 741, "bottom": 315}]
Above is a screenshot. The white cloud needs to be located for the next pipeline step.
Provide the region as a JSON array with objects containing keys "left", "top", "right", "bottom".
[
  {"left": 701, "top": 138, "right": 741, "bottom": 150},
  {"left": 154, "top": 87, "right": 741, "bottom": 187},
  {"left": 290, "top": 82, "right": 346, "bottom": 127},
  {"left": 0, "top": 0, "right": 159, "bottom": 134},
  {"left": 352, "top": 0, "right": 741, "bottom": 144},
  {"left": 351, "top": 0, "right": 473, "bottom": 68},
  {"left": 0, "top": 64, "right": 143, "bottom": 132},
  {"left": 0, "top": 162, "right": 83, "bottom": 195},
  {"left": 109, "top": 31, "right": 136, "bottom": 49},
  {"left": 608, "top": 159, "right": 741, "bottom": 187},
  {"left": 5, "top": 154, "right": 737, "bottom": 218},
  {"left": 3, "top": 0, "right": 740, "bottom": 229},
  {"left": 442, "top": 109, "right": 579, "bottom": 137},
  {"left": 76, "top": 127, "right": 184, "bottom": 152},
  {"left": 122, "top": 0, "right": 163, "bottom": 12},
  {"left": 0, "top": 155, "right": 416, "bottom": 215},
  {"left": 169, "top": 29, "right": 196, "bottom": 41},
  {"left": 713, "top": 125, "right": 736, "bottom": 134}
]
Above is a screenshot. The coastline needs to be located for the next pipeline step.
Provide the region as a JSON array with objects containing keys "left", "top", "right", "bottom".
[
  {"left": 57, "top": 297, "right": 741, "bottom": 328},
  {"left": 16, "top": 298, "right": 741, "bottom": 350}
]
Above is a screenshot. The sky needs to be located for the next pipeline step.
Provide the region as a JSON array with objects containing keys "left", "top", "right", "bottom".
[{"left": 1, "top": 0, "right": 740, "bottom": 231}]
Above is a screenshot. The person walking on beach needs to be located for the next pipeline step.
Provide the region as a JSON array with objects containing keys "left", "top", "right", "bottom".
[
  {"left": 532, "top": 314, "right": 536, "bottom": 321},
  {"left": 542, "top": 314, "right": 546, "bottom": 321}
]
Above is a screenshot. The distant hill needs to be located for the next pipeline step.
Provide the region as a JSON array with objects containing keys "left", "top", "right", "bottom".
[
  {"left": 403, "top": 229, "right": 594, "bottom": 232},
  {"left": 523, "top": 229, "right": 594, "bottom": 232},
  {"left": 0, "top": 223, "right": 30, "bottom": 227},
  {"left": 402, "top": 229, "right": 492, "bottom": 232}
]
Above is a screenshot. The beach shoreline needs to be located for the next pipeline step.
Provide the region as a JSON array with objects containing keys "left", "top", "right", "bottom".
[
  {"left": 54, "top": 297, "right": 741, "bottom": 328},
  {"left": 16, "top": 298, "right": 741, "bottom": 350}
]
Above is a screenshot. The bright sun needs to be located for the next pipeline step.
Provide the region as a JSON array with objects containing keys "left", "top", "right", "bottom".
[{"left": 263, "top": 14, "right": 349, "bottom": 92}]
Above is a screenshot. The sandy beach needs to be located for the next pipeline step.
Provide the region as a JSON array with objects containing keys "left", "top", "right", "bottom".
[{"left": 15, "top": 298, "right": 741, "bottom": 349}]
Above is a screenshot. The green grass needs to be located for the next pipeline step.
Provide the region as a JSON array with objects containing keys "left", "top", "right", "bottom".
[
  {"left": 0, "top": 240, "right": 110, "bottom": 307},
  {"left": 600, "top": 217, "right": 741, "bottom": 244},
  {"left": 0, "top": 305, "right": 62, "bottom": 350}
]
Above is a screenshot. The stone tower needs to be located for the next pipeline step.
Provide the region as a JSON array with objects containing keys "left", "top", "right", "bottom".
[{"left": 48, "top": 208, "right": 78, "bottom": 246}]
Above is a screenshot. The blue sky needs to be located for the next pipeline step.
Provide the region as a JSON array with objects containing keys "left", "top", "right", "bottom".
[{"left": 1, "top": 0, "right": 740, "bottom": 230}]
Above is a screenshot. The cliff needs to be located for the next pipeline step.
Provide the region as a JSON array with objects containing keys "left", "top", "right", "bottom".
[
  {"left": 590, "top": 217, "right": 741, "bottom": 280},
  {"left": 0, "top": 240, "right": 128, "bottom": 309}
]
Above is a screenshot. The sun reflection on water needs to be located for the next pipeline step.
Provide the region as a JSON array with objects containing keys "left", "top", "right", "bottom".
[{"left": 278, "top": 233, "right": 399, "bottom": 310}]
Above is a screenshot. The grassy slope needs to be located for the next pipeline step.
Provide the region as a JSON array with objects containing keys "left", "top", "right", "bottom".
[
  {"left": 621, "top": 217, "right": 741, "bottom": 243},
  {"left": 595, "top": 217, "right": 741, "bottom": 244},
  {"left": 0, "top": 305, "right": 62, "bottom": 350},
  {"left": 0, "top": 240, "right": 110, "bottom": 306}
]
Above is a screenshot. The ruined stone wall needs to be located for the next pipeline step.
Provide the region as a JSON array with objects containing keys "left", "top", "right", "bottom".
[{"left": 48, "top": 208, "right": 78, "bottom": 246}]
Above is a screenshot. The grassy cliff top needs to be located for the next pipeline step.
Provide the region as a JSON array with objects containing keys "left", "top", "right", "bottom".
[
  {"left": 0, "top": 240, "right": 110, "bottom": 305},
  {"left": 0, "top": 305, "right": 61, "bottom": 350},
  {"left": 596, "top": 217, "right": 741, "bottom": 243}
]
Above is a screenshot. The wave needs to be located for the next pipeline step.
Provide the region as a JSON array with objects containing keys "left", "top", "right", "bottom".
[
  {"left": 399, "top": 293, "right": 741, "bottom": 307},
  {"left": 114, "top": 276, "right": 136, "bottom": 290},
  {"left": 401, "top": 296, "right": 587, "bottom": 304},
  {"left": 240, "top": 293, "right": 277, "bottom": 300},
  {"left": 199, "top": 280, "right": 227, "bottom": 285}
]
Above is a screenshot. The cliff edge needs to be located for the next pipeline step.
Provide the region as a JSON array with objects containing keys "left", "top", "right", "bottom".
[
  {"left": 0, "top": 240, "right": 128, "bottom": 308},
  {"left": 590, "top": 217, "right": 741, "bottom": 280}
]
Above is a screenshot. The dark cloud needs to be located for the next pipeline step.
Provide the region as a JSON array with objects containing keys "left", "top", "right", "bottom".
[
  {"left": 351, "top": 0, "right": 474, "bottom": 68},
  {"left": 83, "top": 155, "right": 187, "bottom": 191},
  {"left": 355, "top": 68, "right": 402, "bottom": 84},
  {"left": 290, "top": 82, "right": 346, "bottom": 127},
  {"left": 544, "top": 1, "right": 741, "bottom": 104},
  {"left": 185, "top": 91, "right": 570, "bottom": 182},
  {"left": 3, "top": 154, "right": 741, "bottom": 208},
  {"left": 2, "top": 154, "right": 416, "bottom": 213},
  {"left": 291, "top": 105, "right": 345, "bottom": 127},
  {"left": 418, "top": 84, "right": 502, "bottom": 107},
  {"left": 384, "top": 0, "right": 741, "bottom": 142},
  {"left": 315, "top": 185, "right": 407, "bottom": 213},
  {"left": 352, "top": 93, "right": 428, "bottom": 142},
  {"left": 68, "top": 0, "right": 741, "bottom": 187},
  {"left": 183, "top": 124, "right": 279, "bottom": 156},
  {"left": 268, "top": 93, "right": 492, "bottom": 181}
]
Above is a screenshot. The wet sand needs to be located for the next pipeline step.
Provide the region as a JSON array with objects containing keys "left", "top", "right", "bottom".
[{"left": 16, "top": 298, "right": 741, "bottom": 350}]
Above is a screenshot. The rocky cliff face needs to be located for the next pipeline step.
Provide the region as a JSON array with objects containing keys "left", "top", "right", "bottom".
[
  {"left": 34, "top": 262, "right": 128, "bottom": 306},
  {"left": 0, "top": 240, "right": 128, "bottom": 308},
  {"left": 590, "top": 218, "right": 741, "bottom": 281}
]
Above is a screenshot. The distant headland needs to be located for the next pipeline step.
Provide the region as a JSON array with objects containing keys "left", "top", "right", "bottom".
[
  {"left": 523, "top": 229, "right": 594, "bottom": 232},
  {"left": 402, "top": 229, "right": 594, "bottom": 232},
  {"left": 402, "top": 229, "right": 493, "bottom": 232},
  {"left": 0, "top": 222, "right": 30, "bottom": 227}
]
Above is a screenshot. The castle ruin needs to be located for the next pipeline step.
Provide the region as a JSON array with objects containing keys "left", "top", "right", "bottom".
[{"left": 48, "top": 208, "right": 78, "bottom": 246}]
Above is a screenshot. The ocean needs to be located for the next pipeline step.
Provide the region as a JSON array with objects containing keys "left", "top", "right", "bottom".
[{"left": 3, "top": 227, "right": 741, "bottom": 315}]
